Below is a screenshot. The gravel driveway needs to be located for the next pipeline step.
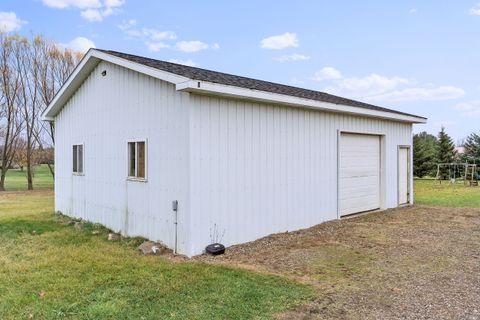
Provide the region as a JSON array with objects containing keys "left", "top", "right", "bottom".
[{"left": 195, "top": 206, "right": 480, "bottom": 319}]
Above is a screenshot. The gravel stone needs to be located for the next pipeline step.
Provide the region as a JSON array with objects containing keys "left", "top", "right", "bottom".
[{"left": 195, "top": 205, "right": 480, "bottom": 319}]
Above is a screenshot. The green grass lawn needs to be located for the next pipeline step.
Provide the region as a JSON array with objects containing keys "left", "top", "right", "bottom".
[
  {"left": 0, "top": 191, "right": 313, "bottom": 319},
  {"left": 3, "top": 164, "right": 54, "bottom": 191},
  {"left": 414, "top": 178, "right": 480, "bottom": 207},
  {"left": 2, "top": 168, "right": 479, "bottom": 318}
]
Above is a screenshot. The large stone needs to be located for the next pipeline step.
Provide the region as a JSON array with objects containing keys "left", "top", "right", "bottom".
[
  {"left": 137, "top": 241, "right": 171, "bottom": 255},
  {"left": 108, "top": 233, "right": 121, "bottom": 241}
]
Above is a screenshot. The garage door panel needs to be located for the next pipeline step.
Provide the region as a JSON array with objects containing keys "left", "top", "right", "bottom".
[
  {"left": 339, "top": 189, "right": 379, "bottom": 202},
  {"left": 339, "top": 175, "right": 379, "bottom": 185},
  {"left": 340, "top": 167, "right": 380, "bottom": 178},
  {"left": 339, "top": 181, "right": 379, "bottom": 200},
  {"left": 339, "top": 133, "right": 381, "bottom": 216},
  {"left": 339, "top": 195, "right": 380, "bottom": 211},
  {"left": 340, "top": 147, "right": 379, "bottom": 154},
  {"left": 340, "top": 164, "right": 380, "bottom": 172},
  {"left": 339, "top": 202, "right": 379, "bottom": 215},
  {"left": 340, "top": 155, "right": 377, "bottom": 163}
]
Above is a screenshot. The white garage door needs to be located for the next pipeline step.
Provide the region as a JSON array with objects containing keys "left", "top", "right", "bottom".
[{"left": 339, "top": 133, "right": 381, "bottom": 216}]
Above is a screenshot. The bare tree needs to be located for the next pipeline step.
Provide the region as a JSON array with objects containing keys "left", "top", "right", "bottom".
[
  {"left": 35, "top": 38, "right": 81, "bottom": 178},
  {"left": 16, "top": 36, "right": 43, "bottom": 190},
  {"left": 0, "top": 32, "right": 81, "bottom": 190},
  {"left": 0, "top": 33, "right": 23, "bottom": 191}
]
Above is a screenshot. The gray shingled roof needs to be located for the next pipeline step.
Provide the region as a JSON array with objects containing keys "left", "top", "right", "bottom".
[{"left": 99, "top": 49, "right": 425, "bottom": 120}]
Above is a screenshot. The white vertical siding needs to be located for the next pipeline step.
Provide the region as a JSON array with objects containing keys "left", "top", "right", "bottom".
[
  {"left": 188, "top": 95, "right": 412, "bottom": 255},
  {"left": 55, "top": 61, "right": 191, "bottom": 253},
  {"left": 55, "top": 61, "right": 414, "bottom": 257}
]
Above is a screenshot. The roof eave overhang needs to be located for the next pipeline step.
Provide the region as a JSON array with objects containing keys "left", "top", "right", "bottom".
[
  {"left": 43, "top": 49, "right": 427, "bottom": 124},
  {"left": 42, "top": 49, "right": 100, "bottom": 121},
  {"left": 176, "top": 80, "right": 427, "bottom": 124}
]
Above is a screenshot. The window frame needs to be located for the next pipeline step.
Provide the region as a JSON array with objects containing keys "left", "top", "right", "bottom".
[
  {"left": 127, "top": 139, "right": 148, "bottom": 182},
  {"left": 72, "top": 143, "right": 84, "bottom": 176}
]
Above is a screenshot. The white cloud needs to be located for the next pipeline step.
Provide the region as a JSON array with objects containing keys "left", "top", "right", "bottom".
[
  {"left": 142, "top": 29, "right": 177, "bottom": 41},
  {"left": 118, "top": 22, "right": 218, "bottom": 54},
  {"left": 124, "top": 27, "right": 177, "bottom": 41},
  {"left": 175, "top": 40, "right": 210, "bottom": 53},
  {"left": 313, "top": 67, "right": 464, "bottom": 103},
  {"left": 80, "top": 5, "right": 121, "bottom": 22},
  {"left": 368, "top": 86, "right": 465, "bottom": 102},
  {"left": 275, "top": 53, "right": 310, "bottom": 62},
  {"left": 122, "top": 26, "right": 177, "bottom": 51},
  {"left": 168, "top": 59, "right": 197, "bottom": 67},
  {"left": 146, "top": 42, "right": 170, "bottom": 52},
  {"left": 0, "top": 11, "right": 27, "bottom": 32},
  {"left": 324, "top": 73, "right": 412, "bottom": 97},
  {"left": 64, "top": 36, "right": 96, "bottom": 53},
  {"left": 80, "top": 9, "right": 103, "bottom": 21},
  {"left": 469, "top": 3, "right": 480, "bottom": 15},
  {"left": 260, "top": 32, "right": 298, "bottom": 50},
  {"left": 454, "top": 100, "right": 480, "bottom": 117},
  {"left": 118, "top": 19, "right": 136, "bottom": 30},
  {"left": 42, "top": 0, "right": 101, "bottom": 9},
  {"left": 42, "top": 0, "right": 123, "bottom": 21},
  {"left": 409, "top": 8, "right": 418, "bottom": 15},
  {"left": 311, "top": 67, "right": 342, "bottom": 81},
  {"left": 104, "top": 0, "right": 124, "bottom": 7}
]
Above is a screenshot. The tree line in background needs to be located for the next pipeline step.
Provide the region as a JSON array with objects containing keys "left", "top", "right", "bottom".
[
  {"left": 0, "top": 32, "right": 81, "bottom": 191},
  {"left": 413, "top": 126, "right": 480, "bottom": 178}
]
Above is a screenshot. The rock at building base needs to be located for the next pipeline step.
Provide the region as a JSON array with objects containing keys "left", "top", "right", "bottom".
[
  {"left": 137, "top": 241, "right": 171, "bottom": 255},
  {"left": 108, "top": 233, "right": 121, "bottom": 241},
  {"left": 74, "top": 222, "right": 83, "bottom": 231}
]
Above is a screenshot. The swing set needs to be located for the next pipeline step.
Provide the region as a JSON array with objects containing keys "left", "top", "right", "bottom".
[{"left": 435, "top": 163, "right": 479, "bottom": 186}]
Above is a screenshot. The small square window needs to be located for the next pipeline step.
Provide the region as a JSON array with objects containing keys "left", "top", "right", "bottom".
[
  {"left": 128, "top": 140, "right": 146, "bottom": 179},
  {"left": 73, "top": 144, "right": 84, "bottom": 174},
  {"left": 137, "top": 141, "right": 145, "bottom": 178},
  {"left": 128, "top": 142, "right": 136, "bottom": 177}
]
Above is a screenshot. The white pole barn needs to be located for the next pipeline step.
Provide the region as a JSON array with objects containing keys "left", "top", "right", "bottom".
[{"left": 42, "top": 49, "right": 426, "bottom": 256}]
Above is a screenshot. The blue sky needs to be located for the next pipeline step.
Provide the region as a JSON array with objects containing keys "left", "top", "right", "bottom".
[{"left": 1, "top": 0, "right": 480, "bottom": 142}]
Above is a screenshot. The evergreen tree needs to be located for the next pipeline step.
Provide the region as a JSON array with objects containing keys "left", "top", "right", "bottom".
[
  {"left": 464, "top": 132, "right": 480, "bottom": 163},
  {"left": 436, "top": 126, "right": 457, "bottom": 179},
  {"left": 413, "top": 132, "right": 437, "bottom": 177}
]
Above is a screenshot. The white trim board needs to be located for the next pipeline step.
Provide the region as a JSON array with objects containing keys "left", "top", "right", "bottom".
[{"left": 177, "top": 80, "right": 426, "bottom": 124}]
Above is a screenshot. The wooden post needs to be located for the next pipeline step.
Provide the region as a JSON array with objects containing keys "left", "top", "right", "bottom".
[{"left": 436, "top": 164, "right": 441, "bottom": 184}]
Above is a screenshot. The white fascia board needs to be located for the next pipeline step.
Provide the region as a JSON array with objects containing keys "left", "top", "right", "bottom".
[
  {"left": 42, "top": 49, "right": 190, "bottom": 121},
  {"left": 93, "top": 50, "right": 189, "bottom": 84},
  {"left": 176, "top": 80, "right": 427, "bottom": 124}
]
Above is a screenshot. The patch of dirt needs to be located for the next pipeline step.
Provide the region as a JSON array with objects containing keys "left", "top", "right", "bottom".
[{"left": 194, "top": 206, "right": 480, "bottom": 319}]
